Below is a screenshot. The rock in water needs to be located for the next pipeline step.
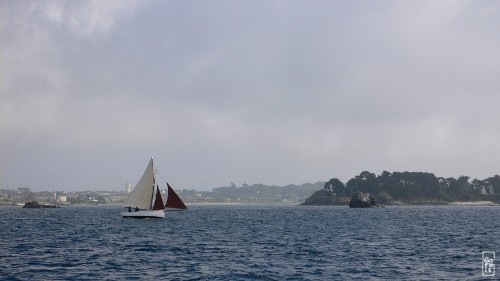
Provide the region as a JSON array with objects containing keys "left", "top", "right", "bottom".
[
  {"left": 22, "top": 201, "right": 60, "bottom": 208},
  {"left": 349, "top": 191, "right": 378, "bottom": 208}
]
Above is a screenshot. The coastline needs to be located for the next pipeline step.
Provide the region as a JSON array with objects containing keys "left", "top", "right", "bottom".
[
  {"left": 301, "top": 199, "right": 500, "bottom": 207},
  {"left": 1, "top": 200, "right": 499, "bottom": 208},
  {"left": 449, "top": 201, "right": 498, "bottom": 206}
]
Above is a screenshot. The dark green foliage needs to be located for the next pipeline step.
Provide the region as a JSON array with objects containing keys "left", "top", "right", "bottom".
[
  {"left": 346, "top": 171, "right": 379, "bottom": 195},
  {"left": 324, "top": 171, "right": 499, "bottom": 203},
  {"left": 304, "top": 189, "right": 335, "bottom": 205},
  {"left": 323, "top": 178, "right": 346, "bottom": 196}
]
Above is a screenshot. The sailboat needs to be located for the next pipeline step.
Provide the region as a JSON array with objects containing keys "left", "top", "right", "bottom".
[{"left": 121, "top": 158, "right": 165, "bottom": 219}]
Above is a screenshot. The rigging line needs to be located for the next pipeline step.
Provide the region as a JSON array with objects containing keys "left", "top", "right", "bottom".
[{"left": 154, "top": 169, "right": 169, "bottom": 184}]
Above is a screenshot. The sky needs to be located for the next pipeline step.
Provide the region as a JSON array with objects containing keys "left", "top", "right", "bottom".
[{"left": 1, "top": 0, "right": 500, "bottom": 192}]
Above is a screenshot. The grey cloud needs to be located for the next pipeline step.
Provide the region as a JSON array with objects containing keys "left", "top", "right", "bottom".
[{"left": 1, "top": 1, "right": 500, "bottom": 191}]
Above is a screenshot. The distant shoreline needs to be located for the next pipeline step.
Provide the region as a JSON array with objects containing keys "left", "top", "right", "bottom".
[
  {"left": 449, "top": 201, "right": 498, "bottom": 206},
  {"left": 1, "top": 201, "right": 498, "bottom": 208}
]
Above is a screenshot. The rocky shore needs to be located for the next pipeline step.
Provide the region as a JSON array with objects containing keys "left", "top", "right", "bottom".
[{"left": 348, "top": 191, "right": 382, "bottom": 208}]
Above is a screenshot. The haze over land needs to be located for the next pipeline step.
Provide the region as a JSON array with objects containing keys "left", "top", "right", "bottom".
[{"left": 1, "top": 1, "right": 500, "bottom": 191}]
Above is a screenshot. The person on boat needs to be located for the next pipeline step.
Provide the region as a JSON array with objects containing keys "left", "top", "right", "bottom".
[
  {"left": 135, "top": 207, "right": 139, "bottom": 212},
  {"left": 128, "top": 207, "right": 131, "bottom": 212}
]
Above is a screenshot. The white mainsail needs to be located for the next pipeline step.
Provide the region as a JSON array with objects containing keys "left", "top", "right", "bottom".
[{"left": 122, "top": 158, "right": 155, "bottom": 209}]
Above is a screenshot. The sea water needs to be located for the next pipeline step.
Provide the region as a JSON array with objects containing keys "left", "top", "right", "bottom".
[{"left": 1, "top": 205, "right": 498, "bottom": 280}]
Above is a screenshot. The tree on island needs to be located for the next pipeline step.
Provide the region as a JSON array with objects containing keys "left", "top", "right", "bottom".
[
  {"left": 301, "top": 178, "right": 349, "bottom": 205},
  {"left": 324, "top": 178, "right": 346, "bottom": 196},
  {"left": 303, "top": 189, "right": 335, "bottom": 205}
]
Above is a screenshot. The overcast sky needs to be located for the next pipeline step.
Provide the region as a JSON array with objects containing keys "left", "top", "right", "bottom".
[{"left": 1, "top": 0, "right": 500, "bottom": 192}]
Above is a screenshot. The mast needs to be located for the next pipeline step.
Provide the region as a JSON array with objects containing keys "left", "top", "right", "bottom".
[{"left": 150, "top": 158, "right": 155, "bottom": 210}]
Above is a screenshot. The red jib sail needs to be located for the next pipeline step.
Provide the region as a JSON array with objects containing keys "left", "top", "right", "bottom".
[
  {"left": 166, "top": 183, "right": 187, "bottom": 209},
  {"left": 152, "top": 185, "right": 165, "bottom": 210}
]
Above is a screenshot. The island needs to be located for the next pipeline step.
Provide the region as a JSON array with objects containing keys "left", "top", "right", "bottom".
[{"left": 301, "top": 171, "right": 500, "bottom": 206}]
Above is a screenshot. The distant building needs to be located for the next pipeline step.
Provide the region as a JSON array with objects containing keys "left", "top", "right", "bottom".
[
  {"left": 34, "top": 192, "right": 52, "bottom": 202},
  {"left": 18, "top": 187, "right": 31, "bottom": 193},
  {"left": 125, "top": 183, "right": 132, "bottom": 193},
  {"left": 12, "top": 187, "right": 34, "bottom": 202}
]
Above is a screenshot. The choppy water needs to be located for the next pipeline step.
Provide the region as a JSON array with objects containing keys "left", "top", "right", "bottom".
[{"left": 1, "top": 205, "right": 498, "bottom": 280}]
